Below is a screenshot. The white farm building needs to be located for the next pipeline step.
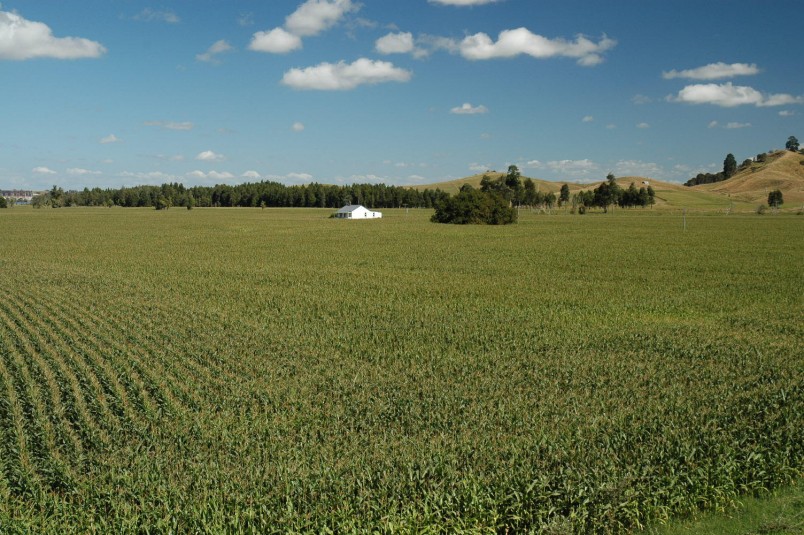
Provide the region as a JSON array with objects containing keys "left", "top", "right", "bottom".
[{"left": 335, "top": 205, "right": 383, "bottom": 219}]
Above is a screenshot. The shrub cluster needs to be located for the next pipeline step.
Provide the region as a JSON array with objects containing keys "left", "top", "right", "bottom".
[{"left": 431, "top": 185, "right": 517, "bottom": 224}]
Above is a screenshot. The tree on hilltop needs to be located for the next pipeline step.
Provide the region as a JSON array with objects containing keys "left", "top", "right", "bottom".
[
  {"left": 723, "top": 153, "right": 737, "bottom": 179},
  {"left": 786, "top": 136, "right": 799, "bottom": 152}
]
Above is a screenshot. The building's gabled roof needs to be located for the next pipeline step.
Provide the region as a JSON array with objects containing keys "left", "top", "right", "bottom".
[{"left": 337, "top": 205, "right": 366, "bottom": 213}]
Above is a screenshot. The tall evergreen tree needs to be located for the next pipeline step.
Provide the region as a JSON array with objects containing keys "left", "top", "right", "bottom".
[
  {"left": 723, "top": 153, "right": 737, "bottom": 179},
  {"left": 559, "top": 184, "right": 570, "bottom": 206}
]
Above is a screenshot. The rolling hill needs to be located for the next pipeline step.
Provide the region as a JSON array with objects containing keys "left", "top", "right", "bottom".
[
  {"left": 693, "top": 150, "right": 804, "bottom": 205},
  {"left": 413, "top": 150, "right": 804, "bottom": 211}
]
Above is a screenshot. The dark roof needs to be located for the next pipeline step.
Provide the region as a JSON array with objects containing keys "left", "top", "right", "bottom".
[{"left": 337, "top": 205, "right": 365, "bottom": 213}]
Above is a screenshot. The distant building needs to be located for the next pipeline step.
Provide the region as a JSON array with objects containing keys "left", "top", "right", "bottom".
[
  {"left": 335, "top": 205, "right": 383, "bottom": 219},
  {"left": 0, "top": 190, "right": 35, "bottom": 203}
]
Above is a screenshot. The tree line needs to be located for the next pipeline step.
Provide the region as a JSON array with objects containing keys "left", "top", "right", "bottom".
[
  {"left": 572, "top": 174, "right": 656, "bottom": 213},
  {"left": 32, "top": 181, "right": 449, "bottom": 210},
  {"left": 479, "top": 166, "right": 558, "bottom": 209}
]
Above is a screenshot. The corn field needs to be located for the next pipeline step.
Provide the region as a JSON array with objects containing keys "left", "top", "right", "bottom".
[{"left": 0, "top": 207, "right": 801, "bottom": 533}]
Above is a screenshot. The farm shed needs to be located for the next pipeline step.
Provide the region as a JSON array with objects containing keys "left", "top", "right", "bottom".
[{"left": 335, "top": 205, "right": 383, "bottom": 219}]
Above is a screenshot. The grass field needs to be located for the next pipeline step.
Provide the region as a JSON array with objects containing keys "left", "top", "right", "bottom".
[
  {"left": 0, "top": 206, "right": 801, "bottom": 533},
  {"left": 651, "top": 479, "right": 803, "bottom": 535}
]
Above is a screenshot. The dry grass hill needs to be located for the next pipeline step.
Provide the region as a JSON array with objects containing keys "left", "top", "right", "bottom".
[
  {"left": 693, "top": 150, "right": 804, "bottom": 206},
  {"left": 413, "top": 150, "right": 804, "bottom": 211}
]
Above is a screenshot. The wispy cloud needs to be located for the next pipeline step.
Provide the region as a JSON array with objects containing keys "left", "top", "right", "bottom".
[
  {"left": 451, "top": 103, "right": 488, "bottom": 115},
  {"left": 145, "top": 121, "right": 194, "bottom": 131},
  {"left": 292, "top": 122, "right": 305, "bottom": 132},
  {"left": 67, "top": 168, "right": 101, "bottom": 176},
  {"left": 238, "top": 13, "right": 254, "bottom": 27},
  {"left": 662, "top": 62, "right": 759, "bottom": 80},
  {"left": 546, "top": 159, "right": 598, "bottom": 176},
  {"left": 120, "top": 171, "right": 178, "bottom": 184},
  {"left": 429, "top": 0, "right": 503, "bottom": 5},
  {"left": 32, "top": 166, "right": 57, "bottom": 175},
  {"left": 133, "top": 8, "right": 180, "bottom": 24},
  {"left": 469, "top": 163, "right": 492, "bottom": 172},
  {"left": 197, "top": 40, "right": 234, "bottom": 64},
  {"left": 186, "top": 170, "right": 235, "bottom": 181},
  {"left": 100, "top": 134, "right": 121, "bottom": 144}
]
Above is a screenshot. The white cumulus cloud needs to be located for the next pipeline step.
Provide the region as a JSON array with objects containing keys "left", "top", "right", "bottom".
[
  {"left": 32, "top": 166, "right": 57, "bottom": 175},
  {"left": 637, "top": 122, "right": 650, "bottom": 129},
  {"left": 582, "top": 115, "right": 594, "bottom": 122},
  {"left": 459, "top": 28, "right": 616, "bottom": 66},
  {"left": 0, "top": 9, "right": 106, "bottom": 60},
  {"left": 249, "top": 28, "right": 302, "bottom": 54},
  {"left": 662, "top": 62, "right": 759, "bottom": 80},
  {"left": 197, "top": 40, "right": 234, "bottom": 63},
  {"left": 100, "top": 134, "right": 121, "bottom": 144},
  {"left": 242, "top": 170, "right": 261, "bottom": 179},
  {"left": 671, "top": 82, "right": 803, "bottom": 107},
  {"left": 285, "top": 0, "right": 357, "bottom": 37},
  {"left": 451, "top": 103, "right": 488, "bottom": 114},
  {"left": 281, "top": 58, "right": 412, "bottom": 90},
  {"left": 250, "top": 0, "right": 357, "bottom": 55},
  {"left": 196, "top": 150, "right": 225, "bottom": 162},
  {"left": 376, "top": 32, "right": 414, "bottom": 54},
  {"left": 292, "top": 122, "right": 305, "bottom": 132}
]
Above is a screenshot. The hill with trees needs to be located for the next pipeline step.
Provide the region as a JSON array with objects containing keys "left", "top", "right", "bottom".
[{"left": 688, "top": 150, "right": 804, "bottom": 205}]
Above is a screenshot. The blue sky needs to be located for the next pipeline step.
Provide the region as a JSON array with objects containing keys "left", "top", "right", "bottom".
[{"left": 1, "top": 0, "right": 802, "bottom": 190}]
